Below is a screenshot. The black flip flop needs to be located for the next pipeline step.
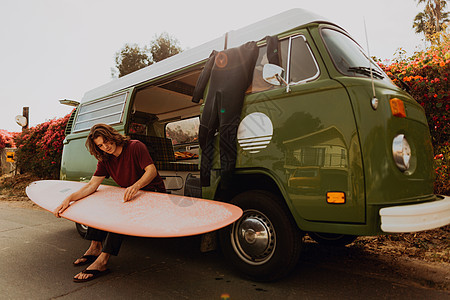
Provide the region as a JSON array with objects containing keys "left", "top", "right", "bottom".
[
  {"left": 73, "top": 268, "right": 111, "bottom": 283},
  {"left": 73, "top": 255, "right": 98, "bottom": 267}
]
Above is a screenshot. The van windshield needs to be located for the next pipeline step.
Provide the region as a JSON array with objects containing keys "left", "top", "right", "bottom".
[{"left": 321, "top": 28, "right": 389, "bottom": 82}]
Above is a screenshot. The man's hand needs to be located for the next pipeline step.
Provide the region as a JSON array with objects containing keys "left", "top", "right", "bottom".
[
  {"left": 53, "top": 198, "right": 71, "bottom": 218},
  {"left": 124, "top": 184, "right": 140, "bottom": 202},
  {"left": 52, "top": 176, "right": 104, "bottom": 217},
  {"left": 123, "top": 164, "right": 157, "bottom": 202}
]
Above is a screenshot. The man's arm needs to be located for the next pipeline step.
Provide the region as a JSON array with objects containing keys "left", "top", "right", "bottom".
[
  {"left": 123, "top": 164, "right": 157, "bottom": 202},
  {"left": 53, "top": 176, "right": 105, "bottom": 217}
]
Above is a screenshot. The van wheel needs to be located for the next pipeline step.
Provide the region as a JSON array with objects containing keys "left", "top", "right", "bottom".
[
  {"left": 308, "top": 232, "right": 357, "bottom": 247},
  {"left": 75, "top": 223, "right": 88, "bottom": 237},
  {"left": 219, "top": 190, "right": 302, "bottom": 282}
]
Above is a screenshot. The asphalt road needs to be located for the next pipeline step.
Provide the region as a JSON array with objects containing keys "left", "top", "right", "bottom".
[{"left": 0, "top": 201, "right": 448, "bottom": 300}]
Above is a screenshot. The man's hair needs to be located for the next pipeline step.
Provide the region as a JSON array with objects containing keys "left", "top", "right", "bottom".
[{"left": 85, "top": 124, "right": 129, "bottom": 161}]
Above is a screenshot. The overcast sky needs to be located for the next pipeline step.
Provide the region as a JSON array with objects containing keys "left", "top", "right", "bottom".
[{"left": 0, "top": 0, "right": 427, "bottom": 132}]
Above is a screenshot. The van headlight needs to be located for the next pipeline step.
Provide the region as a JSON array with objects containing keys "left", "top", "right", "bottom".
[{"left": 392, "top": 134, "right": 411, "bottom": 171}]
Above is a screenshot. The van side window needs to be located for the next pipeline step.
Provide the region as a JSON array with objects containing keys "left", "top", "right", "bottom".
[
  {"left": 248, "top": 35, "right": 318, "bottom": 93},
  {"left": 73, "top": 93, "right": 127, "bottom": 132},
  {"left": 247, "top": 40, "right": 289, "bottom": 94},
  {"left": 247, "top": 45, "right": 273, "bottom": 93},
  {"left": 165, "top": 117, "right": 199, "bottom": 146},
  {"left": 288, "top": 35, "right": 320, "bottom": 84}
]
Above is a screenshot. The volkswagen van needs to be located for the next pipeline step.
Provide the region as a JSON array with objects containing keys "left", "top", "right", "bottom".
[{"left": 60, "top": 9, "right": 450, "bottom": 281}]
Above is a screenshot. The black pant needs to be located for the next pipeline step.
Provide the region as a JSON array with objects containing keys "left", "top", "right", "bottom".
[{"left": 85, "top": 227, "right": 124, "bottom": 256}]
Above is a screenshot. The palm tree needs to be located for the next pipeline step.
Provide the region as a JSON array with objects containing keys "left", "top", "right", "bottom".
[{"left": 413, "top": 0, "right": 449, "bottom": 42}]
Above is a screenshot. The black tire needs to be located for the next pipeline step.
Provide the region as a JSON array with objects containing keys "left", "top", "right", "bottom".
[
  {"left": 219, "top": 190, "right": 302, "bottom": 282},
  {"left": 308, "top": 232, "right": 357, "bottom": 247},
  {"left": 75, "top": 223, "right": 88, "bottom": 238}
]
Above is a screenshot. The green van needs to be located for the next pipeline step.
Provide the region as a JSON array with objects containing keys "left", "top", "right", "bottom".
[{"left": 60, "top": 9, "right": 450, "bottom": 281}]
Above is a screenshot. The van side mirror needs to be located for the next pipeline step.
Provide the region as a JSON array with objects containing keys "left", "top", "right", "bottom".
[{"left": 263, "top": 64, "right": 290, "bottom": 92}]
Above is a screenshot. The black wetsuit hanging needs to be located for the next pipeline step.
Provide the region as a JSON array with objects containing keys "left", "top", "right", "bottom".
[
  {"left": 192, "top": 41, "right": 258, "bottom": 187},
  {"left": 265, "top": 35, "right": 280, "bottom": 66}
]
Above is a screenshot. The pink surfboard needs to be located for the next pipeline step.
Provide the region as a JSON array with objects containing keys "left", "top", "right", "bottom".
[{"left": 26, "top": 180, "right": 242, "bottom": 238}]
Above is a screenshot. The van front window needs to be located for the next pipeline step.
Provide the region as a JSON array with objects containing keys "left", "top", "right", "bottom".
[{"left": 321, "top": 28, "right": 388, "bottom": 81}]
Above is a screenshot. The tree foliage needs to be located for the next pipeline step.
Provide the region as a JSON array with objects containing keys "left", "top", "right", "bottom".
[
  {"left": 413, "top": 0, "right": 449, "bottom": 43},
  {"left": 149, "top": 32, "right": 182, "bottom": 64},
  {"left": 113, "top": 44, "right": 151, "bottom": 78},
  {"left": 112, "top": 32, "right": 182, "bottom": 78}
]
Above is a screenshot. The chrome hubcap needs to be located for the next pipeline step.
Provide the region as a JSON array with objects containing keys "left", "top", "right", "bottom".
[{"left": 231, "top": 210, "right": 276, "bottom": 265}]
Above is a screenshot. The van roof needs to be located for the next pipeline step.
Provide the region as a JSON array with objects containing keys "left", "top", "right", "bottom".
[{"left": 81, "top": 8, "right": 338, "bottom": 103}]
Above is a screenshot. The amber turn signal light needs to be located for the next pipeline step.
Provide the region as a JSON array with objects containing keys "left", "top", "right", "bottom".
[
  {"left": 327, "top": 192, "right": 346, "bottom": 204},
  {"left": 390, "top": 98, "right": 406, "bottom": 118}
]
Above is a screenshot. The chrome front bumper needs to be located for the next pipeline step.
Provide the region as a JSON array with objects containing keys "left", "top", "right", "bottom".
[{"left": 379, "top": 195, "right": 450, "bottom": 233}]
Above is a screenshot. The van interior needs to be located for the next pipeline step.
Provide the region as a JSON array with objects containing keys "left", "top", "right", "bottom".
[{"left": 128, "top": 69, "right": 203, "bottom": 197}]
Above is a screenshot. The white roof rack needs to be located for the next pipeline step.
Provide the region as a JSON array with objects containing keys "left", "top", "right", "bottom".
[{"left": 81, "top": 8, "right": 336, "bottom": 103}]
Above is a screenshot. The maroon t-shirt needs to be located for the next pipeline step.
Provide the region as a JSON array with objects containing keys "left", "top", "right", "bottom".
[{"left": 94, "top": 140, "right": 165, "bottom": 192}]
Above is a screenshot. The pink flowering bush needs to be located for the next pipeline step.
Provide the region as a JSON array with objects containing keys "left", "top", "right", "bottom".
[
  {"left": 14, "top": 113, "right": 71, "bottom": 179},
  {"left": 0, "top": 130, "right": 16, "bottom": 150},
  {"left": 377, "top": 34, "right": 449, "bottom": 195},
  {"left": 433, "top": 150, "right": 449, "bottom": 195}
]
